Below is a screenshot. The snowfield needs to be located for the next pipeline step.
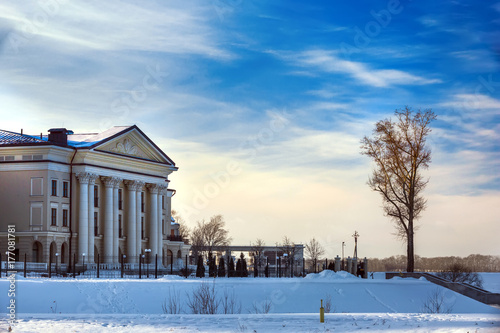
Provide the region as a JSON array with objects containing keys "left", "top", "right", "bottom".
[{"left": 1, "top": 271, "right": 499, "bottom": 332}]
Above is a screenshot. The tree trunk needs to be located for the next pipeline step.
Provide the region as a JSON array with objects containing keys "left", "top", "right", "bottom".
[{"left": 407, "top": 229, "right": 414, "bottom": 272}]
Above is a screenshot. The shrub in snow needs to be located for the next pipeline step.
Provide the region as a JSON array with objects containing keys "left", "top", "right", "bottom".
[
  {"left": 228, "top": 257, "right": 235, "bottom": 277},
  {"left": 421, "top": 288, "right": 453, "bottom": 314},
  {"left": 436, "top": 263, "right": 484, "bottom": 288},
  {"left": 162, "top": 288, "right": 182, "bottom": 314},
  {"left": 186, "top": 282, "right": 220, "bottom": 314}
]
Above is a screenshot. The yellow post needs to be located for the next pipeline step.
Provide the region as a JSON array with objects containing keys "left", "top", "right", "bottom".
[{"left": 320, "top": 299, "right": 324, "bottom": 323}]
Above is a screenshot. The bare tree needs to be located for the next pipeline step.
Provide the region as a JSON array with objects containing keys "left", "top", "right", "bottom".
[
  {"left": 190, "top": 214, "right": 232, "bottom": 259},
  {"left": 361, "top": 107, "right": 436, "bottom": 272},
  {"left": 278, "top": 236, "right": 296, "bottom": 277},
  {"left": 251, "top": 239, "right": 266, "bottom": 272},
  {"left": 305, "top": 238, "right": 325, "bottom": 273},
  {"left": 436, "top": 263, "right": 484, "bottom": 288}
]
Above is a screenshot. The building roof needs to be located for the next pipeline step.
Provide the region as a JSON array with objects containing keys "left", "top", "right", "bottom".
[
  {"left": 0, "top": 125, "right": 176, "bottom": 166},
  {"left": 0, "top": 129, "right": 46, "bottom": 145}
]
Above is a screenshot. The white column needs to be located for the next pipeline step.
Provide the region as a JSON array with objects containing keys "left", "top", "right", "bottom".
[
  {"left": 124, "top": 180, "right": 137, "bottom": 263},
  {"left": 146, "top": 183, "right": 159, "bottom": 259},
  {"left": 87, "top": 174, "right": 98, "bottom": 264},
  {"left": 101, "top": 176, "right": 119, "bottom": 264},
  {"left": 157, "top": 189, "right": 164, "bottom": 267},
  {"left": 136, "top": 183, "right": 144, "bottom": 258},
  {"left": 113, "top": 180, "right": 122, "bottom": 263},
  {"left": 76, "top": 173, "right": 90, "bottom": 263}
]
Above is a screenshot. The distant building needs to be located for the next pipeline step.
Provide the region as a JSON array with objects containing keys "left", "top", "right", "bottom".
[{"left": 0, "top": 126, "right": 189, "bottom": 268}]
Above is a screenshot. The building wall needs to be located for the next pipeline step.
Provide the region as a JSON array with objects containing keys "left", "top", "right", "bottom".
[{"left": 0, "top": 133, "right": 183, "bottom": 269}]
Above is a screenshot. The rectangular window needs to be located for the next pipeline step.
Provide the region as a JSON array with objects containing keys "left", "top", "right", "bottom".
[
  {"left": 141, "top": 192, "right": 144, "bottom": 212},
  {"left": 51, "top": 180, "right": 58, "bottom": 196},
  {"left": 141, "top": 217, "right": 145, "bottom": 240},
  {"left": 51, "top": 208, "right": 57, "bottom": 226},
  {"left": 118, "top": 189, "right": 123, "bottom": 210},
  {"left": 31, "top": 177, "right": 43, "bottom": 196},
  {"left": 94, "top": 212, "right": 99, "bottom": 236},
  {"left": 62, "top": 181, "right": 69, "bottom": 198},
  {"left": 94, "top": 185, "right": 99, "bottom": 207},
  {"left": 62, "top": 209, "right": 68, "bottom": 227},
  {"left": 119, "top": 215, "right": 123, "bottom": 238},
  {"left": 162, "top": 219, "right": 165, "bottom": 235},
  {"left": 162, "top": 197, "right": 165, "bottom": 210}
]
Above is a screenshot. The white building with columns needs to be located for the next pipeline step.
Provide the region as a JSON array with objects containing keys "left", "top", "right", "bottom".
[{"left": 0, "top": 126, "right": 190, "bottom": 269}]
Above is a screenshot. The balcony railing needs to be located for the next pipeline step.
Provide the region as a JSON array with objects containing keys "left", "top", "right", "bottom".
[{"left": 167, "top": 235, "right": 184, "bottom": 242}]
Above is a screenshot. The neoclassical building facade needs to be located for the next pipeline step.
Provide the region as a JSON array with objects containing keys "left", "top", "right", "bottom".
[{"left": 0, "top": 126, "right": 189, "bottom": 268}]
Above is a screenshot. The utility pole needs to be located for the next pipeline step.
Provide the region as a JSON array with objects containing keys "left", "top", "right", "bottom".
[{"left": 352, "top": 231, "right": 359, "bottom": 258}]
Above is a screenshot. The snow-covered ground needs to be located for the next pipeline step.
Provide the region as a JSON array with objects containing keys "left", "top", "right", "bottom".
[{"left": 1, "top": 271, "right": 499, "bottom": 332}]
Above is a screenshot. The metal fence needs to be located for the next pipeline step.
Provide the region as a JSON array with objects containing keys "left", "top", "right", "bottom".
[{"left": 0, "top": 253, "right": 311, "bottom": 279}]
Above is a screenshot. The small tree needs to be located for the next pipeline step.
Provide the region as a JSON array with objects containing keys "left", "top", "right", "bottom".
[
  {"left": 196, "top": 255, "right": 205, "bottom": 278},
  {"left": 251, "top": 239, "right": 265, "bottom": 275},
  {"left": 264, "top": 263, "right": 269, "bottom": 278},
  {"left": 208, "top": 252, "right": 217, "bottom": 278},
  {"left": 305, "top": 238, "right": 325, "bottom": 273},
  {"left": 236, "top": 253, "right": 248, "bottom": 277},
  {"left": 228, "top": 257, "right": 235, "bottom": 277},
  {"left": 218, "top": 257, "right": 226, "bottom": 277}
]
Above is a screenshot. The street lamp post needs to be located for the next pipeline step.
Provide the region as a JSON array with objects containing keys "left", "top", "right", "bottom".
[
  {"left": 55, "top": 253, "right": 59, "bottom": 276},
  {"left": 342, "top": 242, "right": 345, "bottom": 271},
  {"left": 145, "top": 249, "right": 151, "bottom": 278},
  {"left": 283, "top": 253, "right": 288, "bottom": 278},
  {"left": 82, "top": 253, "right": 86, "bottom": 277}
]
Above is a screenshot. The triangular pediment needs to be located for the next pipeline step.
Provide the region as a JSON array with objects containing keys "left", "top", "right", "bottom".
[{"left": 92, "top": 127, "right": 175, "bottom": 165}]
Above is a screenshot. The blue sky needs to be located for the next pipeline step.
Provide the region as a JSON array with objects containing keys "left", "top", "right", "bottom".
[{"left": 1, "top": 0, "right": 499, "bottom": 258}]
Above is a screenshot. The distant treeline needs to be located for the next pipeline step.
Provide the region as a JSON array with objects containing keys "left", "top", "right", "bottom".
[{"left": 367, "top": 254, "right": 500, "bottom": 272}]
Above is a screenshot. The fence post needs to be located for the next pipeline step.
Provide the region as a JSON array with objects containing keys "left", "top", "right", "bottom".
[
  {"left": 0, "top": 253, "right": 2, "bottom": 277},
  {"left": 139, "top": 255, "right": 142, "bottom": 279},
  {"left": 303, "top": 258, "right": 305, "bottom": 276},
  {"left": 185, "top": 254, "right": 188, "bottom": 278},
  {"left": 121, "top": 255, "right": 124, "bottom": 278},
  {"left": 24, "top": 253, "right": 27, "bottom": 278},
  {"left": 170, "top": 252, "right": 173, "bottom": 275},
  {"left": 155, "top": 254, "right": 158, "bottom": 279},
  {"left": 73, "top": 253, "right": 76, "bottom": 279},
  {"left": 97, "top": 254, "right": 100, "bottom": 279},
  {"left": 49, "top": 255, "right": 52, "bottom": 278}
]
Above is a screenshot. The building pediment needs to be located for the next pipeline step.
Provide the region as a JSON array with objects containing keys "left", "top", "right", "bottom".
[{"left": 92, "top": 126, "right": 175, "bottom": 166}]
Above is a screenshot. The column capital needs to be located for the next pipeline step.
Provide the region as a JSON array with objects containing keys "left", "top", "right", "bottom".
[
  {"left": 76, "top": 172, "right": 92, "bottom": 184},
  {"left": 158, "top": 184, "right": 168, "bottom": 195},
  {"left": 88, "top": 173, "right": 99, "bottom": 185},
  {"left": 100, "top": 176, "right": 121, "bottom": 188},
  {"left": 146, "top": 183, "right": 161, "bottom": 194},
  {"left": 124, "top": 180, "right": 144, "bottom": 191}
]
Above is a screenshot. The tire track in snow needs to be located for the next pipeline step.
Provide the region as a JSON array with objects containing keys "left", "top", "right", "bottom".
[{"left": 364, "top": 287, "right": 397, "bottom": 313}]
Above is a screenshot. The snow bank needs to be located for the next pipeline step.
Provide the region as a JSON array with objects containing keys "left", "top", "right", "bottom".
[{"left": 304, "top": 270, "right": 357, "bottom": 280}]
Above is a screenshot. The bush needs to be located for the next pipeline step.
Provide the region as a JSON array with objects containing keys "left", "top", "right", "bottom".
[
  {"left": 421, "top": 288, "right": 453, "bottom": 314},
  {"left": 186, "top": 281, "right": 220, "bottom": 314},
  {"left": 436, "top": 263, "right": 483, "bottom": 288}
]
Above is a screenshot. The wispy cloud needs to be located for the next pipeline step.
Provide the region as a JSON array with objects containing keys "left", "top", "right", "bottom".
[
  {"left": 0, "top": 2, "right": 231, "bottom": 59},
  {"left": 272, "top": 49, "right": 442, "bottom": 87}
]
